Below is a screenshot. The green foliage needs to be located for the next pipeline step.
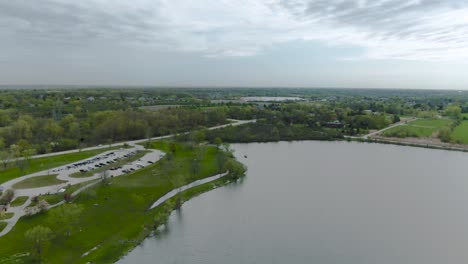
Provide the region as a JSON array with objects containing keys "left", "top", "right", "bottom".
[
  {"left": 445, "top": 104, "right": 462, "bottom": 120},
  {"left": 223, "top": 159, "right": 246, "bottom": 180},
  {"left": 438, "top": 127, "right": 452, "bottom": 142},
  {"left": 0, "top": 189, "right": 15, "bottom": 205},
  {"left": 24, "top": 225, "right": 54, "bottom": 260}
]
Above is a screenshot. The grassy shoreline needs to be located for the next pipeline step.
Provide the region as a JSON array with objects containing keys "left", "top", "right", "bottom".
[{"left": 0, "top": 141, "right": 245, "bottom": 263}]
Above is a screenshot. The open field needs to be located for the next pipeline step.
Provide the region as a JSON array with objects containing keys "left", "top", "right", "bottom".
[
  {"left": 10, "top": 196, "right": 29, "bottom": 207},
  {"left": 0, "top": 141, "right": 240, "bottom": 263},
  {"left": 0, "top": 146, "right": 123, "bottom": 184},
  {"left": 0, "top": 222, "right": 6, "bottom": 232},
  {"left": 382, "top": 118, "right": 452, "bottom": 138},
  {"left": 451, "top": 121, "right": 468, "bottom": 144},
  {"left": 12, "top": 174, "right": 65, "bottom": 189}
]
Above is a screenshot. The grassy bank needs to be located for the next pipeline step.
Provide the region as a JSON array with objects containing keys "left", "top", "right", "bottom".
[
  {"left": 0, "top": 146, "right": 123, "bottom": 184},
  {"left": 0, "top": 140, "right": 244, "bottom": 263},
  {"left": 451, "top": 121, "right": 468, "bottom": 144}
]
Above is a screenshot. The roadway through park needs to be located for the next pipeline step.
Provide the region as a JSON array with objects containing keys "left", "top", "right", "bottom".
[{"left": 0, "top": 119, "right": 255, "bottom": 237}]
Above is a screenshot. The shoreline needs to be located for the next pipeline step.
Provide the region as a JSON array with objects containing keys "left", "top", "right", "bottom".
[{"left": 116, "top": 172, "right": 238, "bottom": 264}]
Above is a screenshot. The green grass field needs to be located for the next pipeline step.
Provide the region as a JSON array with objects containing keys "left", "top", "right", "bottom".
[
  {"left": 0, "top": 146, "right": 122, "bottom": 184},
  {"left": 0, "top": 212, "right": 14, "bottom": 220},
  {"left": 0, "top": 141, "right": 239, "bottom": 263},
  {"left": 10, "top": 196, "right": 29, "bottom": 207},
  {"left": 12, "top": 175, "right": 65, "bottom": 189},
  {"left": 0, "top": 222, "right": 6, "bottom": 232},
  {"left": 451, "top": 121, "right": 468, "bottom": 144},
  {"left": 35, "top": 179, "right": 99, "bottom": 206},
  {"left": 382, "top": 118, "right": 452, "bottom": 138}
]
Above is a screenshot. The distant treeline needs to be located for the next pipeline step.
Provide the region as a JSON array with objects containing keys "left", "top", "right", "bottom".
[{"left": 0, "top": 108, "right": 226, "bottom": 155}]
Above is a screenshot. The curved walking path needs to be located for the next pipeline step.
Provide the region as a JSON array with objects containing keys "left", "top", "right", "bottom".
[
  {"left": 149, "top": 172, "right": 229, "bottom": 210},
  {"left": 0, "top": 119, "right": 255, "bottom": 237}
]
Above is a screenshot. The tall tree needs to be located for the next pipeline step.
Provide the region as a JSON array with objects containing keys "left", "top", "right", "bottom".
[{"left": 24, "top": 225, "right": 54, "bottom": 260}]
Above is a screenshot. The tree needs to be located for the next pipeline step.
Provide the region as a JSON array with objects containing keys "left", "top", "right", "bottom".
[
  {"left": 438, "top": 127, "right": 452, "bottom": 143},
  {"left": 193, "top": 130, "right": 206, "bottom": 145},
  {"left": 0, "top": 189, "right": 15, "bottom": 205},
  {"left": 445, "top": 104, "right": 462, "bottom": 120},
  {"left": 0, "top": 150, "right": 11, "bottom": 170},
  {"left": 25, "top": 225, "right": 54, "bottom": 260},
  {"left": 100, "top": 170, "right": 110, "bottom": 185},
  {"left": 49, "top": 204, "right": 84, "bottom": 237},
  {"left": 215, "top": 151, "right": 227, "bottom": 171},
  {"left": 223, "top": 159, "right": 246, "bottom": 180},
  {"left": 213, "top": 137, "right": 223, "bottom": 147}
]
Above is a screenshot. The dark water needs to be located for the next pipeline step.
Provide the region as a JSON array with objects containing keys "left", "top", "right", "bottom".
[{"left": 119, "top": 141, "right": 468, "bottom": 264}]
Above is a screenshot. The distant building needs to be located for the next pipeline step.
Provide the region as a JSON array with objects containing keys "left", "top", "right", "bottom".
[{"left": 324, "top": 120, "right": 344, "bottom": 128}]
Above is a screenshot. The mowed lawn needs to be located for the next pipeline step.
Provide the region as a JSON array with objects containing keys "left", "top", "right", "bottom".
[
  {"left": 12, "top": 174, "right": 65, "bottom": 189},
  {"left": 451, "top": 121, "right": 468, "bottom": 144},
  {"left": 382, "top": 118, "right": 452, "bottom": 138},
  {"left": 0, "top": 146, "right": 121, "bottom": 184},
  {"left": 0, "top": 141, "right": 232, "bottom": 263}
]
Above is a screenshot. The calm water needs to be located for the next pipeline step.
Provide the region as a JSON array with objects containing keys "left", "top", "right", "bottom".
[{"left": 119, "top": 141, "right": 468, "bottom": 264}]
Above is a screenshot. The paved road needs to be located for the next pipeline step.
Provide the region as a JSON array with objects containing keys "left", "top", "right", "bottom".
[{"left": 0, "top": 119, "right": 255, "bottom": 237}]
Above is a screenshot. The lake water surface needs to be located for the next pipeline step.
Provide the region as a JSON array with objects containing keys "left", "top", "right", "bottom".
[{"left": 119, "top": 141, "right": 468, "bottom": 264}]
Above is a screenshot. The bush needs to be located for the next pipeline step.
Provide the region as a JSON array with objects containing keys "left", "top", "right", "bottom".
[{"left": 0, "top": 189, "right": 14, "bottom": 205}]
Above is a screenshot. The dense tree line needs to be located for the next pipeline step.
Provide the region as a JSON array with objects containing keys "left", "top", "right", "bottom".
[{"left": 0, "top": 108, "right": 227, "bottom": 156}]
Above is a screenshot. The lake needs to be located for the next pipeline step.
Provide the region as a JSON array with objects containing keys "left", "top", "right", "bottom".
[{"left": 119, "top": 141, "right": 468, "bottom": 264}]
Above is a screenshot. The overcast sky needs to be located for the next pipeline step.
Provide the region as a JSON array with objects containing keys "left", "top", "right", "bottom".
[{"left": 1, "top": 0, "right": 468, "bottom": 89}]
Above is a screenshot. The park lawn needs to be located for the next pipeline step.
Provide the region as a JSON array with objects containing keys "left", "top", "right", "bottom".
[
  {"left": 0, "top": 141, "right": 237, "bottom": 263},
  {"left": 451, "top": 121, "right": 468, "bottom": 144},
  {"left": 410, "top": 118, "right": 452, "bottom": 128},
  {"left": 0, "top": 146, "right": 123, "bottom": 184},
  {"left": 382, "top": 125, "right": 435, "bottom": 138},
  {"left": 37, "top": 179, "right": 99, "bottom": 206},
  {"left": 0, "top": 221, "right": 6, "bottom": 232},
  {"left": 0, "top": 212, "right": 14, "bottom": 220},
  {"left": 12, "top": 175, "right": 65, "bottom": 189},
  {"left": 70, "top": 151, "right": 149, "bottom": 178},
  {"left": 10, "top": 196, "right": 29, "bottom": 207},
  {"left": 382, "top": 118, "right": 452, "bottom": 138}
]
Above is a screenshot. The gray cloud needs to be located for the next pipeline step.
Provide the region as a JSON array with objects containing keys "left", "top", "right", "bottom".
[{"left": 2, "top": 0, "right": 468, "bottom": 60}]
